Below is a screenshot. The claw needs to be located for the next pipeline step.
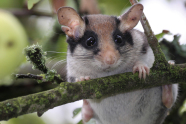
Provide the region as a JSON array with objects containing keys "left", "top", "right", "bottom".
[
  {"left": 146, "top": 66, "right": 150, "bottom": 75},
  {"left": 133, "top": 62, "right": 149, "bottom": 79},
  {"left": 142, "top": 67, "right": 146, "bottom": 79},
  {"left": 75, "top": 76, "right": 91, "bottom": 82},
  {"left": 139, "top": 67, "right": 142, "bottom": 79},
  {"left": 168, "top": 60, "right": 175, "bottom": 65},
  {"left": 80, "top": 76, "right": 86, "bottom": 81},
  {"left": 85, "top": 76, "right": 90, "bottom": 80}
]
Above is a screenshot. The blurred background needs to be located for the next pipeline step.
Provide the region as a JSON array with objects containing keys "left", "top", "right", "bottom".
[{"left": 0, "top": 0, "right": 186, "bottom": 124}]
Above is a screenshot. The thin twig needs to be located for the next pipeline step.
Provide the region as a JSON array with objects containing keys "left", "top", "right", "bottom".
[
  {"left": 175, "top": 63, "right": 186, "bottom": 68},
  {"left": 24, "top": 44, "right": 64, "bottom": 83},
  {"left": 7, "top": 9, "right": 53, "bottom": 17},
  {"left": 74, "top": 0, "right": 80, "bottom": 14},
  {"left": 15, "top": 74, "right": 43, "bottom": 80}
]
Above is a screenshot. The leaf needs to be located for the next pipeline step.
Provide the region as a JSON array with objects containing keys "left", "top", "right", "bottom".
[
  {"left": 77, "top": 120, "right": 83, "bottom": 124},
  {"left": 98, "top": 0, "right": 129, "bottom": 15},
  {"left": 98, "top": 0, "right": 141, "bottom": 15},
  {"left": 77, "top": 119, "right": 96, "bottom": 124},
  {"left": 86, "top": 119, "right": 97, "bottom": 124},
  {"left": 179, "top": 99, "right": 186, "bottom": 116},
  {"left": 73, "top": 107, "right": 82, "bottom": 118},
  {"left": 155, "top": 30, "right": 171, "bottom": 40},
  {"left": 27, "top": 0, "right": 40, "bottom": 10},
  {"left": 73, "top": 108, "right": 96, "bottom": 124},
  {"left": 181, "top": 44, "right": 186, "bottom": 51}
]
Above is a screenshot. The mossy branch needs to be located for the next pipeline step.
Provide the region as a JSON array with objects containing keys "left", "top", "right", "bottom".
[
  {"left": 1, "top": 66, "right": 186, "bottom": 120},
  {"left": 15, "top": 74, "right": 43, "bottom": 80},
  {"left": 22, "top": 44, "right": 64, "bottom": 83},
  {"left": 0, "top": 0, "right": 186, "bottom": 121}
]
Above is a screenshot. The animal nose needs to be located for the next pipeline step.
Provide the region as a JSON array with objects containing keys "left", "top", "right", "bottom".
[{"left": 104, "top": 51, "right": 117, "bottom": 65}]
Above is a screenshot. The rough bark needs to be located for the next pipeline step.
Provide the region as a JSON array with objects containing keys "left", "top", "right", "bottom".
[{"left": 0, "top": 67, "right": 186, "bottom": 120}]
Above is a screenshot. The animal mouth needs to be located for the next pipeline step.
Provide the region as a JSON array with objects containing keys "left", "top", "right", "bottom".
[
  {"left": 103, "top": 66, "right": 111, "bottom": 70},
  {"left": 102, "top": 65, "right": 115, "bottom": 71}
]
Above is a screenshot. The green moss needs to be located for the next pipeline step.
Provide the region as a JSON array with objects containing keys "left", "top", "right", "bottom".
[
  {"left": 61, "top": 93, "right": 68, "bottom": 101},
  {"left": 68, "top": 85, "right": 73, "bottom": 89},
  {"left": 24, "top": 44, "right": 48, "bottom": 73},
  {"left": 50, "top": 93, "right": 56, "bottom": 99},
  {"left": 95, "top": 90, "right": 102, "bottom": 99},
  {"left": 109, "top": 77, "right": 119, "bottom": 83},
  {"left": 128, "top": 73, "right": 137, "bottom": 81},
  {"left": 45, "top": 69, "right": 56, "bottom": 82},
  {"left": 168, "top": 65, "right": 181, "bottom": 80},
  {"left": 73, "top": 95, "right": 79, "bottom": 100},
  {"left": 27, "top": 99, "right": 32, "bottom": 105},
  {"left": 6, "top": 103, "right": 11, "bottom": 106},
  {"left": 32, "top": 107, "right": 35, "bottom": 110},
  {"left": 39, "top": 98, "right": 49, "bottom": 105},
  {"left": 59, "top": 83, "right": 68, "bottom": 89},
  {"left": 149, "top": 41, "right": 168, "bottom": 70},
  {"left": 33, "top": 96, "right": 39, "bottom": 101},
  {"left": 7, "top": 106, "right": 14, "bottom": 112}
]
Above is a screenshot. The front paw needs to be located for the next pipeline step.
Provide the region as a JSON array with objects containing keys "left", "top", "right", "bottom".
[
  {"left": 168, "top": 60, "right": 175, "bottom": 65},
  {"left": 75, "top": 76, "right": 90, "bottom": 82},
  {"left": 133, "top": 62, "right": 150, "bottom": 79}
]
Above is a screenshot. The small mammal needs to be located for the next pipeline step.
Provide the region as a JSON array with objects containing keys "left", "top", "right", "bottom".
[{"left": 57, "top": 3, "right": 178, "bottom": 124}]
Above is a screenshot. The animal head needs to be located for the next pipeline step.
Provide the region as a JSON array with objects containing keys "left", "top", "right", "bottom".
[{"left": 57, "top": 4, "right": 144, "bottom": 71}]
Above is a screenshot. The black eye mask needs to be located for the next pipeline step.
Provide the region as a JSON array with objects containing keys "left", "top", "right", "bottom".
[{"left": 67, "top": 30, "right": 98, "bottom": 54}]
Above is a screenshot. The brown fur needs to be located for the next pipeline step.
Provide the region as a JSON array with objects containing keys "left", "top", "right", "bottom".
[{"left": 85, "top": 15, "right": 120, "bottom": 64}]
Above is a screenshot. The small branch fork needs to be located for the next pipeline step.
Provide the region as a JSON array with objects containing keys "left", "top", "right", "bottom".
[
  {"left": 0, "top": 0, "right": 186, "bottom": 121},
  {"left": 9, "top": 9, "right": 53, "bottom": 17},
  {"left": 130, "top": 0, "right": 169, "bottom": 70},
  {"left": 17, "top": 44, "right": 64, "bottom": 84}
]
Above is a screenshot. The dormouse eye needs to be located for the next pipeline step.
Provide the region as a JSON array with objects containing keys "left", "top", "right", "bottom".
[
  {"left": 114, "top": 35, "right": 123, "bottom": 45},
  {"left": 86, "top": 37, "right": 96, "bottom": 47}
]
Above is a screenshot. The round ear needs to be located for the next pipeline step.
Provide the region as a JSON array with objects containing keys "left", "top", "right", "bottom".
[
  {"left": 118, "top": 3, "right": 143, "bottom": 32},
  {"left": 57, "top": 7, "right": 85, "bottom": 40}
]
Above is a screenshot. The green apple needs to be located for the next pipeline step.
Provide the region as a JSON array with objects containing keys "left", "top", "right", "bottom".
[{"left": 0, "top": 10, "right": 28, "bottom": 80}]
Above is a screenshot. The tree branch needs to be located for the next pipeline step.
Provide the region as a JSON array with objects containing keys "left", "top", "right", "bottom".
[
  {"left": 7, "top": 9, "right": 53, "bottom": 17},
  {"left": 176, "top": 63, "right": 186, "bottom": 68},
  {"left": 24, "top": 44, "right": 64, "bottom": 83},
  {"left": 15, "top": 74, "right": 43, "bottom": 80},
  {"left": 1, "top": 66, "right": 186, "bottom": 120}
]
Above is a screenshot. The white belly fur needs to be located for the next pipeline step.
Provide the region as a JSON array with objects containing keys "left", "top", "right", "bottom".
[{"left": 88, "top": 87, "right": 168, "bottom": 124}]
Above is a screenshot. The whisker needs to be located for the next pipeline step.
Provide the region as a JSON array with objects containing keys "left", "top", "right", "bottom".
[
  {"left": 46, "top": 56, "right": 64, "bottom": 67},
  {"left": 46, "top": 55, "right": 63, "bottom": 61},
  {"left": 74, "top": 56, "right": 93, "bottom": 59},
  {"left": 51, "top": 59, "right": 67, "bottom": 70},
  {"left": 46, "top": 55, "right": 62, "bottom": 60},
  {"left": 46, "top": 51, "right": 67, "bottom": 54},
  {"left": 59, "top": 64, "right": 67, "bottom": 77},
  {"left": 120, "top": 49, "right": 132, "bottom": 54}
]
